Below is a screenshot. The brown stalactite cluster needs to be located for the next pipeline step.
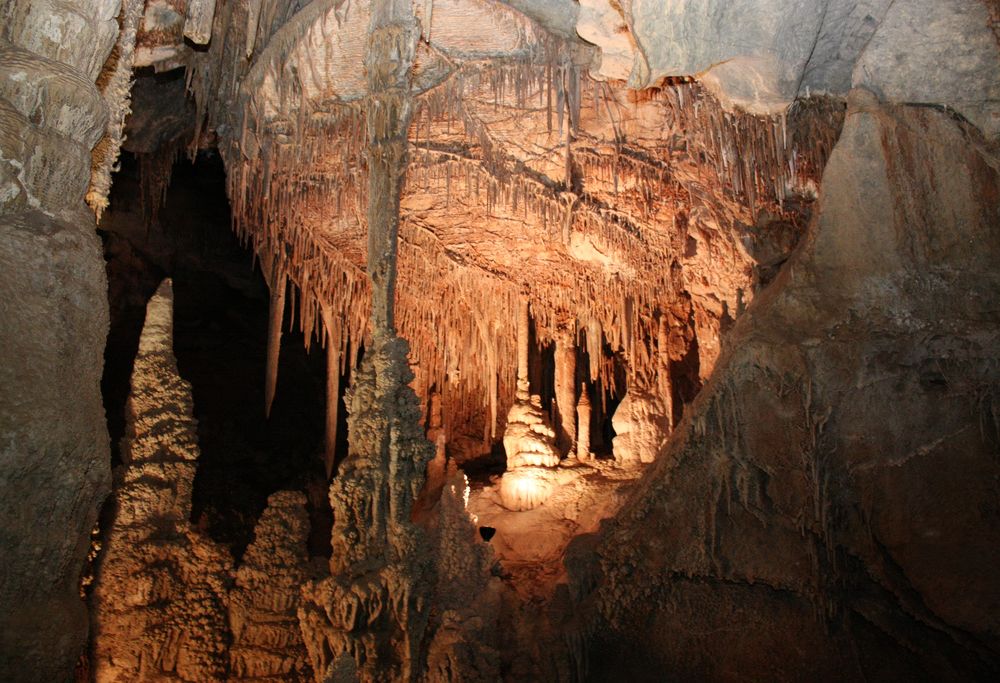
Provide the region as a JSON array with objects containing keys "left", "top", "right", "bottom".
[{"left": 181, "top": 0, "right": 841, "bottom": 462}]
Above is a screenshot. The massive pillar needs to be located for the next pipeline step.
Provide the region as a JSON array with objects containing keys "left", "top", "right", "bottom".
[
  {"left": 554, "top": 325, "right": 577, "bottom": 453},
  {"left": 0, "top": 1, "right": 125, "bottom": 678},
  {"left": 300, "top": 3, "right": 435, "bottom": 679}
]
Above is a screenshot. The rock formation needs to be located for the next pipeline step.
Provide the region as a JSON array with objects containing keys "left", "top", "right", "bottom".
[
  {"left": 0, "top": 1, "right": 130, "bottom": 679},
  {"left": 501, "top": 299, "right": 560, "bottom": 509},
  {"left": 90, "top": 279, "right": 231, "bottom": 682},
  {"left": 611, "top": 383, "right": 672, "bottom": 465},
  {"left": 572, "top": 89, "right": 1000, "bottom": 680},
  {"left": 229, "top": 491, "right": 313, "bottom": 682},
  {"left": 2, "top": 1, "right": 999, "bottom": 681}
]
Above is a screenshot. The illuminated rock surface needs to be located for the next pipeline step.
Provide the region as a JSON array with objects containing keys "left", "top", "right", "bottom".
[
  {"left": 90, "top": 280, "right": 231, "bottom": 682},
  {"left": 0, "top": 1, "right": 998, "bottom": 681}
]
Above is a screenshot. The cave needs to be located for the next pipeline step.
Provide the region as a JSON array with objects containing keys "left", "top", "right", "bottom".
[{"left": 1, "top": 1, "right": 998, "bottom": 682}]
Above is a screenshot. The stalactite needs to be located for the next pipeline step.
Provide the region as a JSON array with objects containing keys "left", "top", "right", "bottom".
[
  {"left": 182, "top": 1, "right": 844, "bottom": 477},
  {"left": 554, "top": 325, "right": 577, "bottom": 455},
  {"left": 246, "top": 0, "right": 263, "bottom": 58},
  {"left": 323, "top": 307, "right": 341, "bottom": 478},
  {"left": 658, "top": 314, "right": 674, "bottom": 431},
  {"left": 264, "top": 269, "right": 286, "bottom": 418},
  {"left": 516, "top": 297, "right": 530, "bottom": 398}
]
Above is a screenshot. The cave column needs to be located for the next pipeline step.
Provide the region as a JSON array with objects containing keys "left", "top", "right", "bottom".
[
  {"left": 306, "top": 3, "right": 434, "bottom": 679},
  {"left": 516, "top": 297, "right": 530, "bottom": 399},
  {"left": 576, "top": 389, "right": 592, "bottom": 460},
  {"left": 554, "top": 323, "right": 577, "bottom": 455},
  {"left": 366, "top": 0, "right": 417, "bottom": 336}
]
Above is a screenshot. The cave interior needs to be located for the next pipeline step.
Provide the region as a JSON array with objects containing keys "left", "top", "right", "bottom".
[{"left": 1, "top": 0, "right": 999, "bottom": 682}]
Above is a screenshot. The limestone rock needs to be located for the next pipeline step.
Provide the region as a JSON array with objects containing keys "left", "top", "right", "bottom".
[
  {"left": 0, "top": 209, "right": 111, "bottom": 682},
  {"left": 576, "top": 0, "right": 827, "bottom": 111},
  {"left": 853, "top": 0, "right": 1000, "bottom": 139},
  {"left": 576, "top": 93, "right": 1000, "bottom": 679},
  {"left": 611, "top": 384, "right": 671, "bottom": 465},
  {"left": 298, "top": 335, "right": 436, "bottom": 681},
  {"left": 0, "top": 2, "right": 120, "bottom": 678}
]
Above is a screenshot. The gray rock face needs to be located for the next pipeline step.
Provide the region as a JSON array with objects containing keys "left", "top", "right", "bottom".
[
  {"left": 0, "top": 0, "right": 121, "bottom": 679},
  {"left": 799, "top": 0, "right": 893, "bottom": 94},
  {"left": 853, "top": 0, "right": 1000, "bottom": 138},
  {"left": 0, "top": 209, "right": 111, "bottom": 682},
  {"left": 576, "top": 0, "right": 828, "bottom": 110},
  {"left": 576, "top": 0, "right": 1000, "bottom": 136}
]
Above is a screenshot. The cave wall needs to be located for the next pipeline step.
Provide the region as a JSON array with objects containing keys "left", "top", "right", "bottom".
[
  {"left": 573, "top": 86, "right": 1000, "bottom": 683},
  {"left": 0, "top": 1, "right": 998, "bottom": 681},
  {"left": 563, "top": 4, "right": 1000, "bottom": 679},
  {"left": 0, "top": 1, "right": 125, "bottom": 680}
]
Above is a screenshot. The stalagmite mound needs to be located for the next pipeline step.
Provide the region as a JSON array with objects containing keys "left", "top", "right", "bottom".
[
  {"left": 503, "top": 397, "right": 560, "bottom": 470},
  {"left": 229, "top": 491, "right": 314, "bottom": 682},
  {"left": 611, "top": 383, "right": 672, "bottom": 465}
]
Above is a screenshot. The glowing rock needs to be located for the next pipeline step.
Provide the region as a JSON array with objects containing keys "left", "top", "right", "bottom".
[
  {"left": 503, "top": 394, "right": 559, "bottom": 469},
  {"left": 499, "top": 467, "right": 557, "bottom": 512}
]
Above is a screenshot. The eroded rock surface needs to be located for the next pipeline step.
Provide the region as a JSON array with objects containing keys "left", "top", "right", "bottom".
[
  {"left": 611, "top": 384, "right": 671, "bottom": 465},
  {"left": 0, "top": 1, "right": 124, "bottom": 679}
]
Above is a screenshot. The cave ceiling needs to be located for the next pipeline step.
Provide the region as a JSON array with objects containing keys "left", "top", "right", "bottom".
[{"left": 132, "top": 0, "right": 845, "bottom": 437}]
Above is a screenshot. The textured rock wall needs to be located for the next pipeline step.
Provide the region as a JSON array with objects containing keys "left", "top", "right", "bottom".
[
  {"left": 0, "top": 1, "right": 122, "bottom": 679},
  {"left": 576, "top": 0, "right": 1000, "bottom": 131},
  {"left": 573, "top": 89, "right": 1000, "bottom": 681}
]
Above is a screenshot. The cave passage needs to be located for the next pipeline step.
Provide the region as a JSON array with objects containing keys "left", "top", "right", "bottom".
[{"left": 99, "top": 151, "right": 335, "bottom": 558}]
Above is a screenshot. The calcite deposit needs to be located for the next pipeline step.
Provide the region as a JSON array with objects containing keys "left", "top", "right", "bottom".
[
  {"left": 90, "top": 280, "right": 231, "bottom": 682},
  {"left": 1, "top": 1, "right": 998, "bottom": 682}
]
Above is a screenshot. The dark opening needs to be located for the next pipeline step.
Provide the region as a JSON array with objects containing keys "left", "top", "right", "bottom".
[{"left": 98, "top": 150, "right": 333, "bottom": 559}]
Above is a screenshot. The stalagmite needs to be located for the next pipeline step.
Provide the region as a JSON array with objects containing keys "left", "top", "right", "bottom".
[
  {"left": 611, "top": 382, "right": 671, "bottom": 466},
  {"left": 90, "top": 280, "right": 230, "bottom": 682},
  {"left": 265, "top": 270, "right": 286, "bottom": 418},
  {"left": 228, "top": 491, "right": 313, "bottom": 681},
  {"left": 501, "top": 299, "right": 559, "bottom": 510},
  {"left": 576, "top": 389, "right": 592, "bottom": 460},
  {"left": 554, "top": 325, "right": 577, "bottom": 454},
  {"left": 516, "top": 297, "right": 530, "bottom": 398}
]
